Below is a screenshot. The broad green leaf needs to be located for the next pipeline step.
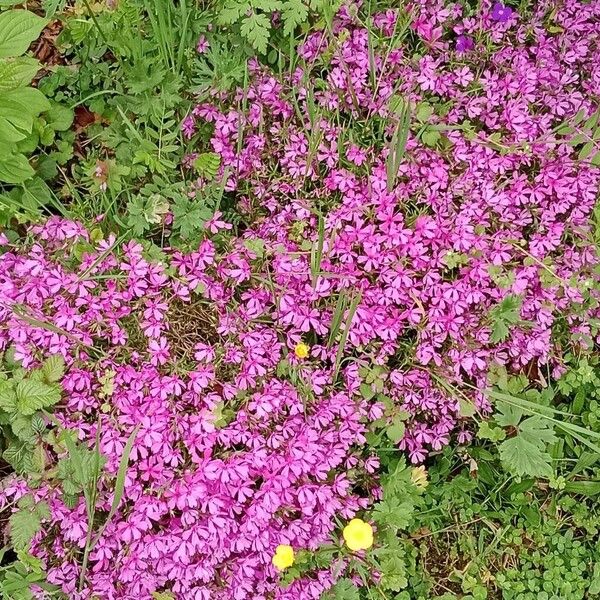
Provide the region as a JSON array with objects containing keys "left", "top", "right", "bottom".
[
  {"left": 0, "top": 86, "right": 50, "bottom": 114},
  {"left": 0, "top": 152, "right": 34, "bottom": 183},
  {"left": 15, "top": 378, "right": 61, "bottom": 415},
  {"left": 0, "top": 57, "right": 41, "bottom": 91},
  {"left": 494, "top": 401, "right": 524, "bottom": 428},
  {"left": 0, "top": 115, "right": 27, "bottom": 142},
  {"left": 44, "top": 102, "right": 74, "bottom": 131},
  {"left": 0, "top": 10, "right": 48, "bottom": 58},
  {"left": 31, "top": 412, "right": 46, "bottom": 436},
  {"left": 323, "top": 579, "right": 360, "bottom": 600},
  {"left": 0, "top": 98, "right": 34, "bottom": 133},
  {"left": 42, "top": 354, "right": 65, "bottom": 383}
]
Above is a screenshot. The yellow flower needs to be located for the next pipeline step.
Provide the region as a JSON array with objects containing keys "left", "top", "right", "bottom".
[
  {"left": 294, "top": 342, "right": 310, "bottom": 359},
  {"left": 343, "top": 518, "right": 374, "bottom": 552},
  {"left": 411, "top": 465, "right": 429, "bottom": 490},
  {"left": 272, "top": 544, "right": 295, "bottom": 571}
]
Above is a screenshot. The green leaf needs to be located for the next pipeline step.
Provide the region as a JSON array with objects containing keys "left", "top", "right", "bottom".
[
  {"left": 386, "top": 421, "right": 405, "bottom": 443},
  {"left": 589, "top": 562, "right": 600, "bottom": 595},
  {"left": 218, "top": 0, "right": 249, "bottom": 25},
  {"left": 42, "top": 0, "right": 67, "bottom": 18},
  {"left": 322, "top": 579, "right": 360, "bottom": 600},
  {"left": 489, "top": 295, "right": 522, "bottom": 342},
  {"left": 0, "top": 57, "right": 41, "bottom": 91},
  {"left": 9, "top": 501, "right": 48, "bottom": 550},
  {"left": 0, "top": 10, "right": 48, "bottom": 58},
  {"left": 193, "top": 152, "right": 221, "bottom": 179},
  {"left": 494, "top": 401, "right": 524, "bottom": 428},
  {"left": 15, "top": 379, "right": 61, "bottom": 415},
  {"left": 240, "top": 12, "right": 271, "bottom": 54},
  {"left": 10, "top": 413, "right": 34, "bottom": 442},
  {"left": 372, "top": 498, "right": 414, "bottom": 531},
  {"left": 41, "top": 355, "right": 65, "bottom": 383},
  {"left": 498, "top": 416, "right": 556, "bottom": 479},
  {"left": 31, "top": 413, "right": 46, "bottom": 436},
  {"left": 421, "top": 127, "right": 441, "bottom": 147},
  {"left": 91, "top": 425, "right": 140, "bottom": 547},
  {"left": 282, "top": 0, "right": 309, "bottom": 36},
  {"left": 44, "top": 102, "right": 74, "bottom": 131},
  {"left": 0, "top": 379, "right": 17, "bottom": 412},
  {"left": 0, "top": 86, "right": 50, "bottom": 114},
  {"left": 0, "top": 152, "right": 34, "bottom": 183},
  {"left": 3, "top": 440, "right": 34, "bottom": 473},
  {"left": 579, "top": 141, "right": 595, "bottom": 161}
]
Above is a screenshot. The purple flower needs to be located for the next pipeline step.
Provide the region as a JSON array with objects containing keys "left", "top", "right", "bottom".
[
  {"left": 491, "top": 2, "right": 513, "bottom": 23},
  {"left": 456, "top": 34, "right": 474, "bottom": 52},
  {"left": 196, "top": 34, "right": 209, "bottom": 54}
]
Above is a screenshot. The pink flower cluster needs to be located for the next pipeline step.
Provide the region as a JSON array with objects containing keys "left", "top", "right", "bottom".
[
  {"left": 0, "top": 220, "right": 376, "bottom": 599},
  {"left": 0, "top": 0, "right": 599, "bottom": 598}
]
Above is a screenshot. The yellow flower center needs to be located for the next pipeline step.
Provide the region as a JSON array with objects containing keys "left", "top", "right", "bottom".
[
  {"left": 342, "top": 518, "right": 374, "bottom": 551},
  {"left": 272, "top": 544, "right": 295, "bottom": 571},
  {"left": 294, "top": 342, "right": 310, "bottom": 359}
]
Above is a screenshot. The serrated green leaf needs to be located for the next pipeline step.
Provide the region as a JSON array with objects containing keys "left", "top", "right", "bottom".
[
  {"left": 240, "top": 12, "right": 271, "bottom": 54},
  {"left": 499, "top": 435, "right": 553, "bottom": 478},
  {"left": 421, "top": 127, "right": 440, "bottom": 147},
  {"left": 9, "top": 504, "right": 46, "bottom": 550},
  {"left": 494, "top": 401, "right": 524, "bottom": 428},
  {"left": 3, "top": 440, "right": 33, "bottom": 473},
  {"left": 30, "top": 413, "right": 46, "bottom": 436},
  {"left": 0, "top": 10, "right": 48, "bottom": 58},
  {"left": 10, "top": 413, "right": 34, "bottom": 442},
  {"left": 218, "top": 0, "right": 249, "bottom": 25},
  {"left": 15, "top": 378, "right": 61, "bottom": 415},
  {"left": 282, "top": 0, "right": 309, "bottom": 36},
  {"left": 0, "top": 379, "right": 17, "bottom": 412},
  {"left": 41, "top": 355, "right": 65, "bottom": 383},
  {"left": 322, "top": 579, "right": 360, "bottom": 600}
]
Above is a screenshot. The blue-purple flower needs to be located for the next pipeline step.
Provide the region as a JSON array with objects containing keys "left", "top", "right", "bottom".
[
  {"left": 491, "top": 2, "right": 513, "bottom": 23},
  {"left": 456, "top": 34, "right": 474, "bottom": 53}
]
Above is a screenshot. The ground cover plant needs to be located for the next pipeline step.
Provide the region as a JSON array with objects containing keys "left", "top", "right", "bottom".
[{"left": 1, "top": 0, "right": 600, "bottom": 598}]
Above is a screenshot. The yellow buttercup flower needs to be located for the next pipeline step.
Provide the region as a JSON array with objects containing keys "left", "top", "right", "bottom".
[
  {"left": 411, "top": 465, "right": 429, "bottom": 490},
  {"left": 272, "top": 544, "right": 295, "bottom": 571},
  {"left": 343, "top": 518, "right": 373, "bottom": 552},
  {"left": 294, "top": 342, "right": 310, "bottom": 359}
]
